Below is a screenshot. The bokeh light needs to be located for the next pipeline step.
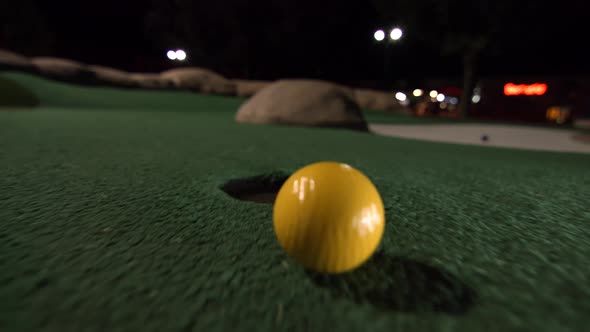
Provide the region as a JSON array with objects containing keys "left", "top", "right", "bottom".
[
  {"left": 167, "top": 50, "right": 177, "bottom": 60},
  {"left": 436, "top": 93, "right": 445, "bottom": 102},
  {"left": 374, "top": 30, "right": 385, "bottom": 41},
  {"left": 390, "top": 28, "right": 403, "bottom": 41},
  {"left": 413, "top": 89, "right": 423, "bottom": 97},
  {"left": 176, "top": 50, "right": 187, "bottom": 61},
  {"left": 429, "top": 90, "right": 438, "bottom": 98},
  {"left": 395, "top": 92, "right": 407, "bottom": 102}
]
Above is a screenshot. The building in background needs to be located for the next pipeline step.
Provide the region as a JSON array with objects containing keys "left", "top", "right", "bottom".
[
  {"left": 471, "top": 76, "right": 588, "bottom": 125},
  {"left": 407, "top": 76, "right": 590, "bottom": 125}
]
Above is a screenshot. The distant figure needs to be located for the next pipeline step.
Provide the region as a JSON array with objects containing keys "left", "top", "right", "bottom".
[{"left": 481, "top": 134, "right": 489, "bottom": 142}]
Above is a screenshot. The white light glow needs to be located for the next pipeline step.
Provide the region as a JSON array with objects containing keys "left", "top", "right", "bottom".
[
  {"left": 374, "top": 30, "right": 385, "bottom": 41},
  {"left": 413, "top": 89, "right": 423, "bottom": 97},
  {"left": 175, "top": 50, "right": 187, "bottom": 61},
  {"left": 395, "top": 92, "right": 407, "bottom": 102},
  {"left": 352, "top": 204, "right": 382, "bottom": 237},
  {"left": 472, "top": 95, "right": 481, "bottom": 103},
  {"left": 436, "top": 93, "right": 445, "bottom": 102},
  {"left": 429, "top": 90, "right": 438, "bottom": 98},
  {"left": 298, "top": 177, "right": 308, "bottom": 201},
  {"left": 390, "top": 28, "right": 403, "bottom": 41},
  {"left": 167, "top": 50, "right": 177, "bottom": 60}
]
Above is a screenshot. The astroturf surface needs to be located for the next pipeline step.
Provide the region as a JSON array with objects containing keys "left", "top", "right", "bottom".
[{"left": 1, "top": 72, "right": 590, "bottom": 332}]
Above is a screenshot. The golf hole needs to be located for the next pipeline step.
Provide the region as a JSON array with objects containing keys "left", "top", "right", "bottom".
[
  {"left": 309, "top": 251, "right": 477, "bottom": 314},
  {"left": 221, "top": 173, "right": 290, "bottom": 204}
]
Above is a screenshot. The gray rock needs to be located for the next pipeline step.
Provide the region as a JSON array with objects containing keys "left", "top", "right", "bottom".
[
  {"left": 236, "top": 79, "right": 368, "bottom": 131},
  {"left": 161, "top": 68, "right": 236, "bottom": 95},
  {"left": 0, "top": 49, "right": 35, "bottom": 72}
]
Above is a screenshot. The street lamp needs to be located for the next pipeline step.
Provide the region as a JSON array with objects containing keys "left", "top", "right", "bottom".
[
  {"left": 374, "top": 30, "right": 385, "bottom": 41},
  {"left": 175, "top": 50, "right": 187, "bottom": 61},
  {"left": 390, "top": 28, "right": 403, "bottom": 41},
  {"left": 166, "top": 49, "right": 187, "bottom": 62},
  {"left": 374, "top": 26, "right": 404, "bottom": 85},
  {"left": 167, "top": 50, "right": 177, "bottom": 60},
  {"left": 374, "top": 27, "right": 404, "bottom": 43}
]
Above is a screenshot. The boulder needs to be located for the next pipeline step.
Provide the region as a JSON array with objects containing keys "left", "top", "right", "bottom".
[
  {"left": 236, "top": 79, "right": 367, "bottom": 131},
  {"left": 0, "top": 49, "right": 35, "bottom": 72},
  {"left": 161, "top": 67, "right": 236, "bottom": 95},
  {"left": 233, "top": 79, "right": 272, "bottom": 97},
  {"left": 353, "top": 88, "right": 399, "bottom": 111},
  {"left": 31, "top": 57, "right": 94, "bottom": 83},
  {"left": 87, "top": 65, "right": 138, "bottom": 88},
  {"left": 129, "top": 73, "right": 175, "bottom": 89}
]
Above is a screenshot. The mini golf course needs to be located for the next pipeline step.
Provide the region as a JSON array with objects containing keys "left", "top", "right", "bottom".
[{"left": 1, "top": 72, "right": 589, "bottom": 332}]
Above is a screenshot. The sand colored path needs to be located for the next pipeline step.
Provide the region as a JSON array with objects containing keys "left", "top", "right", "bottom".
[{"left": 369, "top": 124, "right": 590, "bottom": 154}]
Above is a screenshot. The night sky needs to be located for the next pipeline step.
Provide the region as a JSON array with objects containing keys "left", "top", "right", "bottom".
[{"left": 1, "top": 0, "right": 588, "bottom": 87}]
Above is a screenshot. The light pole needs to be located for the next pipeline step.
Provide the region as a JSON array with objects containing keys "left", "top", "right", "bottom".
[
  {"left": 390, "top": 28, "right": 403, "bottom": 41},
  {"left": 374, "top": 27, "right": 403, "bottom": 84},
  {"left": 167, "top": 49, "right": 188, "bottom": 63}
]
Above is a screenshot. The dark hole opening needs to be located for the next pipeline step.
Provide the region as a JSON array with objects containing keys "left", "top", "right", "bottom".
[{"left": 220, "top": 172, "right": 290, "bottom": 204}]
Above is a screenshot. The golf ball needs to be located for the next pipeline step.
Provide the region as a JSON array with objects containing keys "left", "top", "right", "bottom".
[{"left": 273, "top": 161, "right": 385, "bottom": 274}]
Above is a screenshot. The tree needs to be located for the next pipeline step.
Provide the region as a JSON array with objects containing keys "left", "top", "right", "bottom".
[{"left": 371, "top": 0, "right": 546, "bottom": 117}]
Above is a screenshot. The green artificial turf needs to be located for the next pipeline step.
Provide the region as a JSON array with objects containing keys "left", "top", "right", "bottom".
[
  {"left": 1, "top": 72, "right": 590, "bottom": 332},
  {"left": 0, "top": 72, "right": 245, "bottom": 111},
  {"left": 0, "top": 75, "right": 40, "bottom": 107}
]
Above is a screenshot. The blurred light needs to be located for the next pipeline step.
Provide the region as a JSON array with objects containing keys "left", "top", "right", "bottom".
[
  {"left": 400, "top": 99, "right": 410, "bottom": 106},
  {"left": 473, "top": 87, "right": 481, "bottom": 95},
  {"left": 472, "top": 95, "right": 481, "bottom": 103},
  {"left": 429, "top": 90, "right": 438, "bottom": 98},
  {"left": 504, "top": 83, "right": 547, "bottom": 96},
  {"left": 395, "top": 92, "right": 407, "bottom": 102},
  {"left": 413, "top": 89, "right": 423, "bottom": 97},
  {"left": 176, "top": 50, "right": 187, "bottom": 61},
  {"left": 436, "top": 93, "right": 445, "bottom": 102},
  {"left": 167, "top": 50, "right": 177, "bottom": 60},
  {"left": 546, "top": 107, "right": 561, "bottom": 121},
  {"left": 547, "top": 106, "right": 571, "bottom": 124},
  {"left": 440, "top": 102, "right": 448, "bottom": 109},
  {"left": 449, "top": 97, "right": 459, "bottom": 105},
  {"left": 374, "top": 30, "right": 385, "bottom": 41},
  {"left": 390, "top": 28, "right": 403, "bottom": 41}
]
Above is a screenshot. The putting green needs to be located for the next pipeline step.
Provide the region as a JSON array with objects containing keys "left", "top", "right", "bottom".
[
  {"left": 1, "top": 72, "right": 589, "bottom": 332},
  {"left": 0, "top": 75, "right": 39, "bottom": 107}
]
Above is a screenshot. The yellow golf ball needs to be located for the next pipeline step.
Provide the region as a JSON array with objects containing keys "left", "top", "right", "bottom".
[{"left": 273, "top": 161, "right": 385, "bottom": 274}]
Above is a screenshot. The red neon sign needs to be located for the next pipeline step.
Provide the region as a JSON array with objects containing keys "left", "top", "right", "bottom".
[{"left": 504, "top": 83, "right": 547, "bottom": 96}]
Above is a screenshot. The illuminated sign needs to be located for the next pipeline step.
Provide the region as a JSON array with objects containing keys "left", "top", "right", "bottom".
[{"left": 504, "top": 83, "right": 547, "bottom": 96}]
